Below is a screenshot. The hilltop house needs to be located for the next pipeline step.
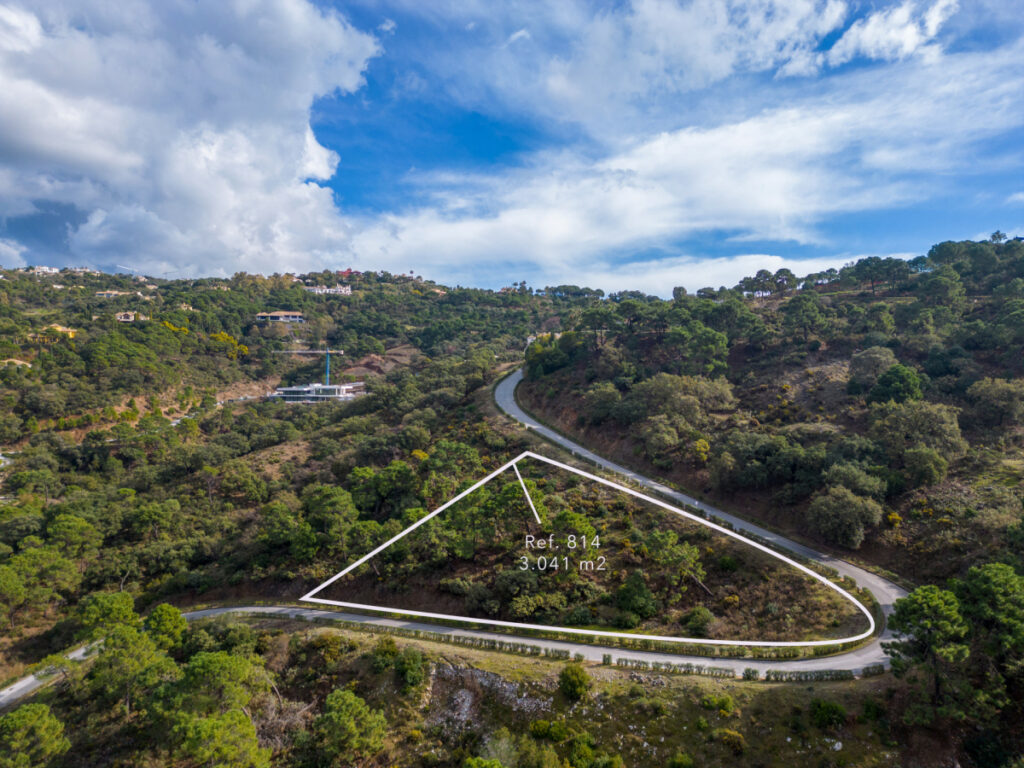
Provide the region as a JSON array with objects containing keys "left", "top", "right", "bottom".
[
  {"left": 256, "top": 311, "right": 305, "bottom": 323},
  {"left": 115, "top": 311, "right": 148, "bottom": 323},
  {"left": 42, "top": 324, "right": 79, "bottom": 340},
  {"left": 304, "top": 284, "right": 352, "bottom": 296},
  {"left": 29, "top": 324, "right": 80, "bottom": 343},
  {"left": 268, "top": 381, "right": 365, "bottom": 403}
]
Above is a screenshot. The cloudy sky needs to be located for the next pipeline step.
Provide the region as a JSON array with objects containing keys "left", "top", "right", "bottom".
[{"left": 0, "top": 0, "right": 1022, "bottom": 295}]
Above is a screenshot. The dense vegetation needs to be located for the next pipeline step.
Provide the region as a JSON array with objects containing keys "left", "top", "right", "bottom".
[
  {"left": 1, "top": 238, "right": 1023, "bottom": 765},
  {"left": 1, "top": 605, "right": 901, "bottom": 767},
  {"left": 323, "top": 459, "right": 863, "bottom": 643},
  {"left": 521, "top": 236, "right": 1024, "bottom": 763}
]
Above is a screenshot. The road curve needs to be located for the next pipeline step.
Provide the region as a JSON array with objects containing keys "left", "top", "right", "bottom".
[
  {"left": 0, "top": 644, "right": 92, "bottom": 710},
  {"left": 494, "top": 368, "right": 908, "bottom": 668},
  {"left": 1, "top": 594, "right": 896, "bottom": 712},
  {"left": 0, "top": 373, "right": 911, "bottom": 711}
]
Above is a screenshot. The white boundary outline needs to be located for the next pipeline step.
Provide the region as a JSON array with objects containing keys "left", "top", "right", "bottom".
[{"left": 301, "top": 451, "right": 876, "bottom": 647}]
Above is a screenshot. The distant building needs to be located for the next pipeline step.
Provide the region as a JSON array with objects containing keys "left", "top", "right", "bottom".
[
  {"left": 68, "top": 267, "right": 100, "bottom": 275},
  {"left": 29, "top": 324, "right": 80, "bottom": 343},
  {"left": 256, "top": 311, "right": 305, "bottom": 323},
  {"left": 337, "top": 268, "right": 362, "bottom": 279},
  {"left": 304, "top": 284, "right": 352, "bottom": 296},
  {"left": 43, "top": 324, "right": 79, "bottom": 339},
  {"left": 268, "top": 381, "right": 365, "bottom": 403},
  {"left": 95, "top": 290, "right": 131, "bottom": 298},
  {"left": 115, "top": 311, "right": 147, "bottom": 323},
  {"left": 30, "top": 266, "right": 60, "bottom": 275}
]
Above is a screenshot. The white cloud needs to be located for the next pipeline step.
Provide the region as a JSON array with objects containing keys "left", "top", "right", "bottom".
[
  {"left": 827, "top": 0, "right": 959, "bottom": 67},
  {"left": 0, "top": 237, "right": 27, "bottom": 267},
  {"left": 1008, "top": 192, "right": 1024, "bottom": 205},
  {"left": 373, "top": 0, "right": 861, "bottom": 139},
  {"left": 0, "top": 0, "right": 379, "bottom": 275},
  {"left": 0, "top": 0, "right": 1019, "bottom": 291},
  {"left": 505, "top": 28, "right": 531, "bottom": 45},
  {"left": 0, "top": 5, "right": 40, "bottom": 52},
  {"left": 346, "top": 42, "right": 1024, "bottom": 291}
]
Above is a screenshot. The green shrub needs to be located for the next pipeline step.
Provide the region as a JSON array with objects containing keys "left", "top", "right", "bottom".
[
  {"left": 668, "top": 753, "right": 695, "bottom": 768},
  {"left": 861, "top": 698, "right": 886, "bottom": 723},
  {"left": 559, "top": 663, "right": 591, "bottom": 701},
  {"left": 903, "top": 446, "right": 948, "bottom": 487},
  {"left": 685, "top": 606, "right": 714, "bottom": 637},
  {"left": 370, "top": 637, "right": 398, "bottom": 673},
  {"left": 805, "top": 485, "right": 883, "bottom": 549},
  {"left": 394, "top": 647, "right": 425, "bottom": 692},
  {"left": 529, "top": 720, "right": 550, "bottom": 739},
  {"left": 548, "top": 721, "right": 570, "bottom": 741},
  {"left": 616, "top": 571, "right": 658, "bottom": 619},
  {"left": 566, "top": 605, "right": 592, "bottom": 625},
  {"left": 810, "top": 698, "right": 846, "bottom": 729},
  {"left": 614, "top": 611, "right": 641, "bottom": 629},
  {"left": 868, "top": 364, "right": 923, "bottom": 404},
  {"left": 717, "top": 555, "right": 738, "bottom": 572},
  {"left": 712, "top": 728, "right": 746, "bottom": 754},
  {"left": 701, "top": 694, "right": 734, "bottom": 714}
]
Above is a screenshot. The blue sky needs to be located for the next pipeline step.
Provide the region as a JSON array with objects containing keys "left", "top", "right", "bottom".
[{"left": 0, "top": 1, "right": 1022, "bottom": 295}]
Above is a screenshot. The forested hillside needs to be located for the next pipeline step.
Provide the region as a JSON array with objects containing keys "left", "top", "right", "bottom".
[
  {"left": 522, "top": 236, "right": 1024, "bottom": 763},
  {"left": 0, "top": 241, "right": 1022, "bottom": 766}
]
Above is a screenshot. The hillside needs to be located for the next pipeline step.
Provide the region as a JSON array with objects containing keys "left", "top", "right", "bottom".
[{"left": 0, "top": 243, "right": 1022, "bottom": 766}]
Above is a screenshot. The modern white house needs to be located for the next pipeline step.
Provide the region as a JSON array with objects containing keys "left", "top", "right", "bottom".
[
  {"left": 304, "top": 284, "right": 352, "bottom": 296},
  {"left": 256, "top": 310, "right": 305, "bottom": 323},
  {"left": 267, "top": 381, "right": 365, "bottom": 403}
]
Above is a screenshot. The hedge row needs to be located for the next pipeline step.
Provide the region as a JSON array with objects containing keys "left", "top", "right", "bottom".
[
  {"left": 764, "top": 669, "right": 855, "bottom": 682},
  {"left": 236, "top": 611, "right": 877, "bottom": 680},
  {"left": 613, "top": 657, "right": 735, "bottom": 678},
  {"left": 241, "top": 611, "right": 574, "bottom": 658}
]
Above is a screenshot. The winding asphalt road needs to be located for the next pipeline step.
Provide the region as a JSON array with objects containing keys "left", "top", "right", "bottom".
[
  {"left": 493, "top": 369, "right": 908, "bottom": 663},
  {"left": 0, "top": 371, "right": 912, "bottom": 711}
]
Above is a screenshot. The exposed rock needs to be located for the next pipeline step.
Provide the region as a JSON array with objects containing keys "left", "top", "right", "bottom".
[{"left": 425, "top": 662, "right": 549, "bottom": 736}]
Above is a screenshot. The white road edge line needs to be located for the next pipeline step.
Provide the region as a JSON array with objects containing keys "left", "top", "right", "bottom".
[{"left": 301, "top": 451, "right": 876, "bottom": 648}]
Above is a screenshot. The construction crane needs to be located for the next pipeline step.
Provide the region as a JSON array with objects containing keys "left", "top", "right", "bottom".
[{"left": 270, "top": 349, "right": 344, "bottom": 386}]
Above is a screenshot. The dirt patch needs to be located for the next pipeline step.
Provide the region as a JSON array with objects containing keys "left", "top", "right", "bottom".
[
  {"left": 342, "top": 344, "right": 420, "bottom": 378},
  {"left": 245, "top": 440, "right": 311, "bottom": 481},
  {"left": 216, "top": 376, "right": 281, "bottom": 402}
]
